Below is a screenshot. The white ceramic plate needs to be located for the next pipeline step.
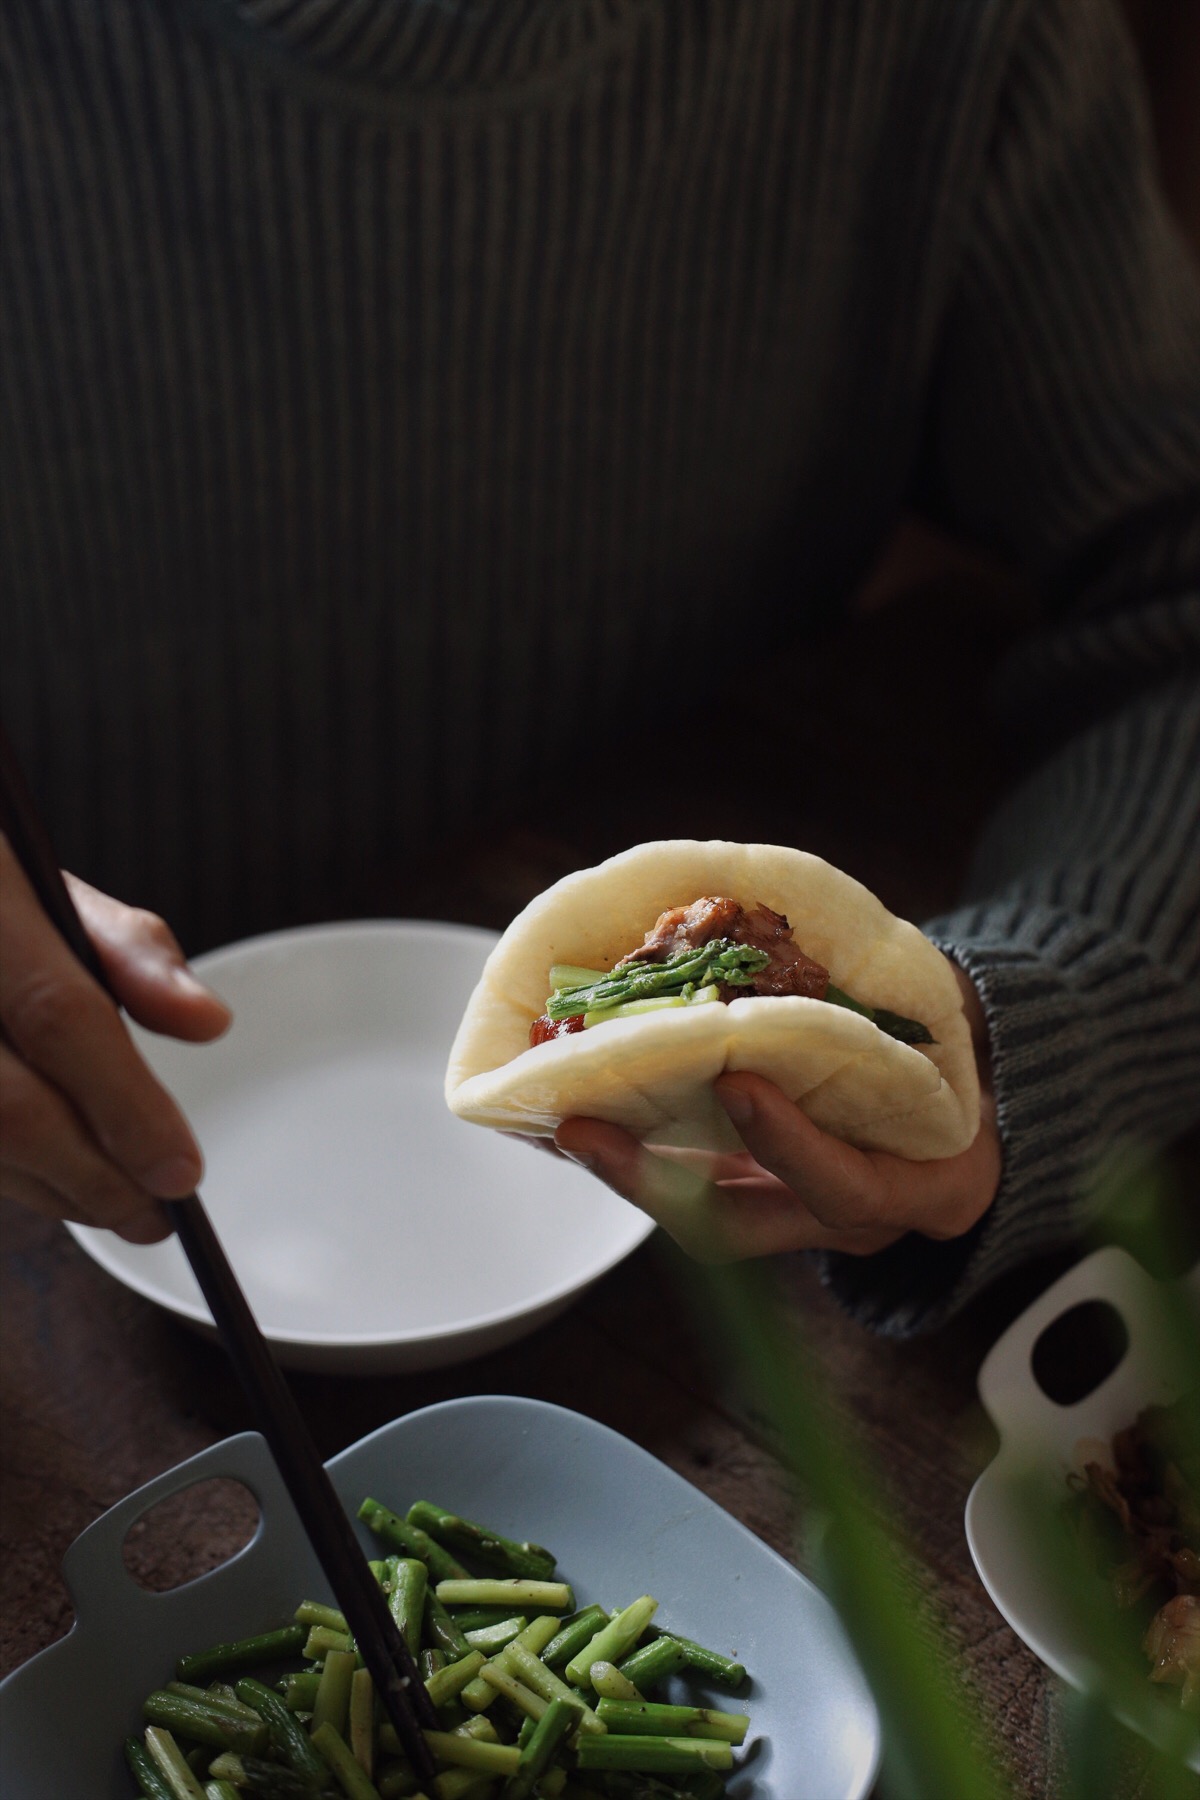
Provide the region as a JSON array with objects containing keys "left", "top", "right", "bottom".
[
  {"left": 966, "top": 1246, "right": 1200, "bottom": 1768},
  {"left": 67, "top": 921, "right": 654, "bottom": 1372},
  {"left": 0, "top": 1397, "right": 881, "bottom": 1799}
]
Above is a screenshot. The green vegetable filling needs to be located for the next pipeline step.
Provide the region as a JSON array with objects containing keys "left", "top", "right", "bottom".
[
  {"left": 545, "top": 940, "right": 769, "bottom": 1020},
  {"left": 546, "top": 941, "right": 934, "bottom": 1045}
]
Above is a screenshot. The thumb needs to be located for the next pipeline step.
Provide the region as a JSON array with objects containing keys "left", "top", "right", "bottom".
[{"left": 65, "top": 874, "right": 232, "bottom": 1042}]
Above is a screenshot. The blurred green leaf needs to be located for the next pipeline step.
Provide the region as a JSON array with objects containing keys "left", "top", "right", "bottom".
[
  {"left": 680, "top": 1148, "right": 1199, "bottom": 1799},
  {"left": 697, "top": 1259, "right": 1009, "bottom": 1800}
]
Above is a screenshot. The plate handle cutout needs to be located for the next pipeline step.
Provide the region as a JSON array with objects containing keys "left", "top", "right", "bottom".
[
  {"left": 1030, "top": 1299, "right": 1129, "bottom": 1408},
  {"left": 121, "top": 1477, "right": 262, "bottom": 1593}
]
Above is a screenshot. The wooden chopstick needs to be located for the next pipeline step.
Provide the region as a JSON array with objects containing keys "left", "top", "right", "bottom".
[{"left": 0, "top": 725, "right": 438, "bottom": 1783}]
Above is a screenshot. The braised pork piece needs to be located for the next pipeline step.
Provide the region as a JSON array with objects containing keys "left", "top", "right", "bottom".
[
  {"left": 1076, "top": 1397, "right": 1200, "bottom": 1710},
  {"left": 613, "top": 897, "right": 830, "bottom": 999}
]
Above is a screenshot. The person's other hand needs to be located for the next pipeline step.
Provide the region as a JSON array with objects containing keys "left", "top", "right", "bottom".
[
  {"left": 0, "top": 837, "right": 232, "bottom": 1242},
  {"left": 554, "top": 965, "right": 1001, "bottom": 1261}
]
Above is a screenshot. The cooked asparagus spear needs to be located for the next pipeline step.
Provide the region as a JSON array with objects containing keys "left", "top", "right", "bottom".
[
  {"left": 388, "top": 1559, "right": 429, "bottom": 1657},
  {"left": 406, "top": 1503, "right": 556, "bottom": 1582},
  {"left": 311, "top": 1721, "right": 383, "bottom": 1800},
  {"left": 143, "top": 1726, "right": 209, "bottom": 1800},
  {"left": 503, "top": 1697, "right": 580, "bottom": 1800},
  {"left": 540, "top": 1605, "right": 611, "bottom": 1670},
  {"left": 823, "top": 983, "right": 934, "bottom": 1045},
  {"left": 176, "top": 1626, "right": 307, "bottom": 1687},
  {"left": 574, "top": 1735, "right": 733, "bottom": 1775},
  {"left": 594, "top": 1699, "right": 749, "bottom": 1743},
  {"left": 546, "top": 943, "right": 767, "bottom": 1018},
  {"left": 615, "top": 1636, "right": 689, "bottom": 1689},
  {"left": 357, "top": 1499, "right": 469, "bottom": 1584},
  {"left": 235, "top": 1677, "right": 327, "bottom": 1778},
  {"left": 647, "top": 1631, "right": 746, "bottom": 1690},
  {"left": 143, "top": 1692, "right": 270, "bottom": 1756},
  {"left": 423, "top": 1589, "right": 472, "bottom": 1660},
  {"left": 425, "top": 1650, "right": 487, "bottom": 1709},
  {"left": 564, "top": 1597, "right": 657, "bottom": 1688},
  {"left": 312, "top": 1648, "right": 357, "bottom": 1738},
  {"left": 434, "top": 1578, "right": 572, "bottom": 1612},
  {"left": 126, "top": 1735, "right": 176, "bottom": 1800}
]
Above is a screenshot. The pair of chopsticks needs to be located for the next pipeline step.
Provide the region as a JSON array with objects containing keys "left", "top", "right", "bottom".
[{"left": 0, "top": 727, "right": 438, "bottom": 1785}]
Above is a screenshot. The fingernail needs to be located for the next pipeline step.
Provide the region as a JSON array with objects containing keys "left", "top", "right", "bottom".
[
  {"left": 559, "top": 1148, "right": 597, "bottom": 1173},
  {"left": 717, "top": 1086, "right": 752, "bottom": 1129},
  {"left": 143, "top": 1154, "right": 201, "bottom": 1197}
]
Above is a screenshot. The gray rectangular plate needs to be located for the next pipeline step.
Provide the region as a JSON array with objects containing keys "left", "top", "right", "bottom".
[{"left": 0, "top": 1395, "right": 879, "bottom": 1798}]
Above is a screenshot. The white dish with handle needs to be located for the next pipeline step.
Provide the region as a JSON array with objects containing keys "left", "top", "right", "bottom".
[{"left": 966, "top": 1244, "right": 1200, "bottom": 1769}]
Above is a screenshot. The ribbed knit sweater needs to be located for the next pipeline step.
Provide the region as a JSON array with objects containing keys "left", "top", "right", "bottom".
[{"left": 3, "top": 0, "right": 1198, "bottom": 1332}]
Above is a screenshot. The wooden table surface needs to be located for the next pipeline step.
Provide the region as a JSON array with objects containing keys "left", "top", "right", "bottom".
[{"left": 0, "top": 573, "right": 1191, "bottom": 1798}]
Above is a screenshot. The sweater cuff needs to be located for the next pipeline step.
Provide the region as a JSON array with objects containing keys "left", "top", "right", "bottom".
[{"left": 816, "top": 908, "right": 1191, "bottom": 1336}]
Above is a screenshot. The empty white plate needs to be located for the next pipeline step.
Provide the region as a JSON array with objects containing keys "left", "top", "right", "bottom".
[{"left": 67, "top": 920, "right": 654, "bottom": 1371}]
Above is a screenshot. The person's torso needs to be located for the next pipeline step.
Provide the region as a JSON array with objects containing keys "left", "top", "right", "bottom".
[{"left": 2, "top": 0, "right": 998, "bottom": 944}]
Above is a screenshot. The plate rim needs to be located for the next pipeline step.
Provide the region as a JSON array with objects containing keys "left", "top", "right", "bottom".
[{"left": 65, "top": 918, "right": 655, "bottom": 1350}]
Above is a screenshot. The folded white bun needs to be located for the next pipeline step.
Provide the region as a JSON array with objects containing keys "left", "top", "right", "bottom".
[{"left": 445, "top": 840, "right": 980, "bottom": 1159}]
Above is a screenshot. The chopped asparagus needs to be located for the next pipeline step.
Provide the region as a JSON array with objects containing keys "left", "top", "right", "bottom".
[
  {"left": 144, "top": 1726, "right": 209, "bottom": 1800},
  {"left": 546, "top": 942, "right": 768, "bottom": 1020},
  {"left": 422, "top": 1730, "right": 521, "bottom": 1774},
  {"left": 312, "top": 1720, "right": 384, "bottom": 1799},
  {"left": 564, "top": 1597, "right": 658, "bottom": 1688},
  {"left": 313, "top": 1649, "right": 357, "bottom": 1739},
  {"left": 126, "top": 1736, "right": 176, "bottom": 1800},
  {"left": 389, "top": 1560, "right": 430, "bottom": 1658},
  {"left": 305, "top": 1626, "right": 355, "bottom": 1661},
  {"left": 235, "top": 1677, "right": 328, "bottom": 1777},
  {"left": 164, "top": 1682, "right": 263, "bottom": 1722},
  {"left": 459, "top": 1614, "right": 561, "bottom": 1712},
  {"left": 588, "top": 1661, "right": 643, "bottom": 1702},
  {"left": 544, "top": 937, "right": 933, "bottom": 1044},
  {"left": 434, "top": 1579, "right": 572, "bottom": 1612},
  {"left": 823, "top": 982, "right": 934, "bottom": 1045},
  {"left": 177, "top": 1626, "right": 307, "bottom": 1687},
  {"left": 503, "top": 1643, "right": 605, "bottom": 1736},
  {"left": 462, "top": 1615, "right": 526, "bottom": 1654},
  {"left": 143, "top": 1692, "right": 270, "bottom": 1756},
  {"left": 423, "top": 1590, "right": 472, "bottom": 1661},
  {"left": 616, "top": 1636, "right": 689, "bottom": 1690},
  {"left": 503, "top": 1697, "right": 580, "bottom": 1800},
  {"left": 649, "top": 1631, "right": 746, "bottom": 1690},
  {"left": 296, "top": 1602, "right": 350, "bottom": 1635},
  {"left": 574, "top": 1735, "right": 733, "bottom": 1775},
  {"left": 548, "top": 964, "right": 609, "bottom": 990},
  {"left": 594, "top": 1699, "right": 749, "bottom": 1743},
  {"left": 358, "top": 1500, "right": 470, "bottom": 1584},
  {"left": 406, "top": 1504, "right": 556, "bottom": 1582},
  {"left": 425, "top": 1651, "right": 487, "bottom": 1710},
  {"left": 476, "top": 1661, "right": 548, "bottom": 1722},
  {"left": 350, "top": 1668, "right": 376, "bottom": 1778},
  {"left": 540, "top": 1606, "right": 611, "bottom": 1670}
]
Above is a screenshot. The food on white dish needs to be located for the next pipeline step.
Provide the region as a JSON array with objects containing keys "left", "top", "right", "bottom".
[{"left": 1072, "top": 1396, "right": 1200, "bottom": 1711}]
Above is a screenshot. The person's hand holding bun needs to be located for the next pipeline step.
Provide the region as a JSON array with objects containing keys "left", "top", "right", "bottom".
[{"left": 446, "top": 840, "right": 999, "bottom": 1260}]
